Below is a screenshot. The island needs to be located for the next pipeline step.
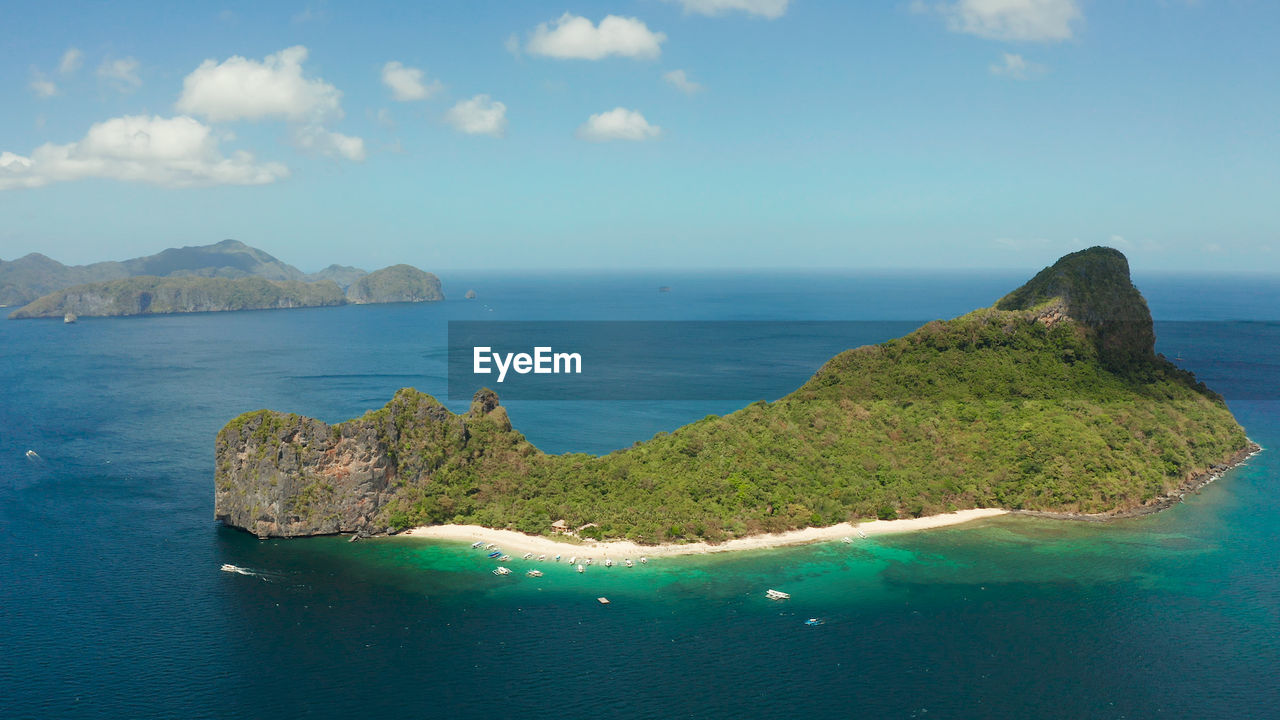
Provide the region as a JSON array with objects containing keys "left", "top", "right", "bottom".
[
  {"left": 214, "top": 248, "right": 1257, "bottom": 545},
  {"left": 4, "top": 239, "right": 444, "bottom": 319}
]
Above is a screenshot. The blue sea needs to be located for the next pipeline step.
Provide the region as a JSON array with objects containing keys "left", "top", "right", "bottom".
[{"left": 2, "top": 271, "right": 1278, "bottom": 719}]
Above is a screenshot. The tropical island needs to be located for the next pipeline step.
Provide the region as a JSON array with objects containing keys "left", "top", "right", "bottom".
[
  {"left": 2, "top": 239, "right": 443, "bottom": 318},
  {"left": 214, "top": 248, "right": 1257, "bottom": 547}
]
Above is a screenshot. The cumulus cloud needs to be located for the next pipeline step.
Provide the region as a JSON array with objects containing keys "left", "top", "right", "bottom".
[
  {"left": 917, "top": 0, "right": 1081, "bottom": 42},
  {"left": 665, "top": 0, "right": 789, "bottom": 19},
  {"left": 576, "top": 108, "right": 661, "bottom": 142},
  {"left": 525, "top": 14, "right": 666, "bottom": 60},
  {"left": 989, "top": 52, "right": 1045, "bottom": 79},
  {"left": 97, "top": 57, "right": 142, "bottom": 92},
  {"left": 663, "top": 69, "right": 703, "bottom": 95},
  {"left": 176, "top": 46, "right": 341, "bottom": 123},
  {"left": 59, "top": 48, "right": 83, "bottom": 75},
  {"left": 381, "top": 61, "right": 441, "bottom": 102},
  {"left": 0, "top": 115, "right": 288, "bottom": 190},
  {"left": 292, "top": 126, "right": 367, "bottom": 161},
  {"left": 444, "top": 95, "right": 507, "bottom": 137}
]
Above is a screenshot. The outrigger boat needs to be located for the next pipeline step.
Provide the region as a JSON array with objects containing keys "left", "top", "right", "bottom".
[
  {"left": 526, "top": 569, "right": 544, "bottom": 577},
  {"left": 487, "top": 550, "right": 503, "bottom": 559},
  {"left": 471, "top": 541, "right": 485, "bottom": 549},
  {"left": 493, "top": 566, "right": 512, "bottom": 576},
  {"left": 765, "top": 589, "right": 791, "bottom": 600},
  {"left": 624, "top": 559, "right": 634, "bottom": 568},
  {"left": 576, "top": 564, "right": 585, "bottom": 573}
]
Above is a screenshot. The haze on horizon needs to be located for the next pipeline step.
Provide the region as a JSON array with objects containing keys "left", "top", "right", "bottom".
[{"left": 1, "top": 1, "right": 1276, "bottom": 274}]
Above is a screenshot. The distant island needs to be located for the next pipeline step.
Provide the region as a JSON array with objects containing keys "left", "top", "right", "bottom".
[
  {"left": 214, "top": 248, "right": 1257, "bottom": 544},
  {"left": 3, "top": 239, "right": 443, "bottom": 319}
]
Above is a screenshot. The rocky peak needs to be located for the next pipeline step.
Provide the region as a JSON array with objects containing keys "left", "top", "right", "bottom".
[{"left": 996, "top": 246, "right": 1156, "bottom": 370}]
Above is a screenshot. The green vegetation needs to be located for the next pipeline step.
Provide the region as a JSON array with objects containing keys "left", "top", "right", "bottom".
[
  {"left": 8, "top": 275, "right": 346, "bottom": 318},
  {"left": 345, "top": 264, "right": 444, "bottom": 304}
]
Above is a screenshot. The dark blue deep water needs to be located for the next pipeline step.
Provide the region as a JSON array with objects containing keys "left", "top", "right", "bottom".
[{"left": 2, "top": 272, "right": 1278, "bottom": 719}]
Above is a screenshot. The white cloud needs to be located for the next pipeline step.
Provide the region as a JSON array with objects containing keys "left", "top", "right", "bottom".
[
  {"left": 59, "top": 48, "right": 83, "bottom": 75},
  {"left": 176, "top": 46, "right": 341, "bottom": 123},
  {"left": 920, "top": 0, "right": 1081, "bottom": 42},
  {"left": 444, "top": 95, "right": 507, "bottom": 137},
  {"left": 0, "top": 115, "right": 288, "bottom": 190},
  {"left": 663, "top": 69, "right": 703, "bottom": 94},
  {"left": 381, "top": 61, "right": 441, "bottom": 101},
  {"left": 97, "top": 57, "right": 142, "bottom": 92},
  {"left": 293, "top": 126, "right": 366, "bottom": 161},
  {"left": 525, "top": 14, "right": 666, "bottom": 60},
  {"left": 665, "top": 0, "right": 789, "bottom": 19},
  {"left": 30, "top": 72, "right": 58, "bottom": 98},
  {"left": 576, "top": 108, "right": 661, "bottom": 142},
  {"left": 989, "top": 52, "right": 1045, "bottom": 79}
]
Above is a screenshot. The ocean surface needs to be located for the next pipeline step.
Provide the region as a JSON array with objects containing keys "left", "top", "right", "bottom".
[{"left": 2, "top": 271, "right": 1278, "bottom": 719}]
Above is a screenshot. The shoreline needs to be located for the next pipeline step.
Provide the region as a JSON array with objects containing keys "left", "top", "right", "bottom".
[
  {"left": 1013, "top": 440, "right": 1262, "bottom": 522},
  {"left": 396, "top": 508, "right": 1009, "bottom": 560}
]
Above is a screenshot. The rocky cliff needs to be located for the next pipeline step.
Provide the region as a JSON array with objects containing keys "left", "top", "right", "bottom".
[{"left": 8, "top": 276, "right": 346, "bottom": 318}]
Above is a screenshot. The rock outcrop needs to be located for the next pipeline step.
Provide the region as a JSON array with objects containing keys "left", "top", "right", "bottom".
[{"left": 345, "top": 265, "right": 444, "bottom": 304}]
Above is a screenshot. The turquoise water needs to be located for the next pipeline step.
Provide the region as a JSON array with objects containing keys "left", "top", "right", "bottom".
[{"left": 1, "top": 272, "right": 1278, "bottom": 718}]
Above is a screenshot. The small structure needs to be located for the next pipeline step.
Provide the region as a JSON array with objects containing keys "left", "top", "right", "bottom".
[{"left": 550, "top": 519, "right": 568, "bottom": 534}]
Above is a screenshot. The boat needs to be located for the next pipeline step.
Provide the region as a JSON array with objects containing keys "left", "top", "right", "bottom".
[
  {"left": 538, "top": 554, "right": 546, "bottom": 561},
  {"left": 585, "top": 558, "right": 592, "bottom": 566},
  {"left": 604, "top": 558, "right": 614, "bottom": 567},
  {"left": 25, "top": 450, "right": 39, "bottom": 459},
  {"left": 639, "top": 557, "right": 648, "bottom": 564},
  {"left": 576, "top": 564, "right": 585, "bottom": 573},
  {"left": 568, "top": 556, "right": 577, "bottom": 565},
  {"left": 841, "top": 536, "right": 853, "bottom": 544},
  {"left": 220, "top": 564, "right": 253, "bottom": 576},
  {"left": 857, "top": 528, "right": 867, "bottom": 539},
  {"left": 486, "top": 543, "right": 497, "bottom": 550},
  {"left": 487, "top": 550, "right": 502, "bottom": 559},
  {"left": 765, "top": 589, "right": 791, "bottom": 600},
  {"left": 805, "top": 618, "right": 824, "bottom": 626},
  {"left": 555, "top": 555, "right": 561, "bottom": 562},
  {"left": 597, "top": 597, "right": 610, "bottom": 604},
  {"left": 624, "top": 559, "right": 634, "bottom": 568},
  {"left": 63, "top": 312, "right": 77, "bottom": 324},
  {"left": 471, "top": 541, "right": 484, "bottom": 549},
  {"left": 526, "top": 569, "right": 544, "bottom": 577},
  {"left": 498, "top": 555, "right": 511, "bottom": 562},
  {"left": 523, "top": 552, "right": 534, "bottom": 560},
  {"left": 493, "top": 566, "right": 512, "bottom": 575}
]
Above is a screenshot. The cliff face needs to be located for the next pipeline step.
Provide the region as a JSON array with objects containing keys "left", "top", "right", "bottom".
[
  {"left": 8, "top": 276, "right": 346, "bottom": 318},
  {"left": 215, "top": 389, "right": 515, "bottom": 537},
  {"left": 995, "top": 246, "right": 1156, "bottom": 370},
  {"left": 214, "top": 248, "right": 1253, "bottom": 542}
]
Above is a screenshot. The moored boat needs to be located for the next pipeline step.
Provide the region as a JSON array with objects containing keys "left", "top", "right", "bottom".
[
  {"left": 765, "top": 589, "right": 791, "bottom": 600},
  {"left": 576, "top": 564, "right": 585, "bottom": 573},
  {"left": 493, "top": 566, "right": 512, "bottom": 575}
]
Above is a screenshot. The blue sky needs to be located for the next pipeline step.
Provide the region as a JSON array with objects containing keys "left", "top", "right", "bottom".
[{"left": 1, "top": 0, "right": 1277, "bottom": 273}]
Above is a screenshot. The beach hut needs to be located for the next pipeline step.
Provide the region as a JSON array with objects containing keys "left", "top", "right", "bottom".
[{"left": 551, "top": 519, "right": 568, "bottom": 534}]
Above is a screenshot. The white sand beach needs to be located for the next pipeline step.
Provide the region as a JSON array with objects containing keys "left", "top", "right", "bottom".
[{"left": 399, "top": 508, "right": 1008, "bottom": 560}]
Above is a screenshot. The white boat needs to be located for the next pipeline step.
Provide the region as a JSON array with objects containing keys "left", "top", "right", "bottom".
[
  {"left": 857, "top": 528, "right": 867, "bottom": 539},
  {"left": 555, "top": 555, "right": 561, "bottom": 562},
  {"left": 486, "top": 543, "right": 497, "bottom": 550},
  {"left": 63, "top": 312, "right": 77, "bottom": 324},
  {"left": 526, "top": 569, "right": 544, "bottom": 577},
  {"left": 493, "top": 566, "right": 512, "bottom": 575},
  {"left": 471, "top": 541, "right": 484, "bottom": 549},
  {"left": 568, "top": 556, "right": 577, "bottom": 565},
  {"left": 841, "top": 536, "right": 853, "bottom": 544},
  {"left": 585, "top": 558, "right": 592, "bottom": 566},
  {"left": 604, "top": 558, "right": 614, "bottom": 567},
  {"left": 639, "top": 557, "right": 648, "bottom": 564},
  {"left": 523, "top": 552, "right": 534, "bottom": 559},
  {"left": 624, "top": 559, "right": 634, "bottom": 568},
  {"left": 538, "top": 554, "right": 547, "bottom": 561},
  {"left": 498, "top": 555, "right": 511, "bottom": 562},
  {"left": 220, "top": 564, "right": 253, "bottom": 576},
  {"left": 576, "top": 564, "right": 585, "bottom": 573},
  {"left": 25, "top": 450, "right": 39, "bottom": 459},
  {"left": 597, "top": 597, "right": 610, "bottom": 605},
  {"left": 765, "top": 589, "right": 791, "bottom": 600}
]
